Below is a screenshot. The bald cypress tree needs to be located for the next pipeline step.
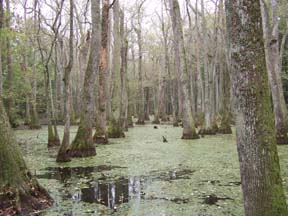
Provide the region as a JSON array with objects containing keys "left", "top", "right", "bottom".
[
  {"left": 167, "top": 0, "right": 199, "bottom": 139},
  {"left": 93, "top": 0, "right": 111, "bottom": 144},
  {"left": 70, "top": 0, "right": 101, "bottom": 156},
  {"left": 226, "top": 0, "right": 288, "bottom": 215},
  {"left": 108, "top": 0, "right": 126, "bottom": 138}
]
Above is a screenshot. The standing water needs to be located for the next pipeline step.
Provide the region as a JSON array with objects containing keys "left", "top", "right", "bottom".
[{"left": 16, "top": 124, "right": 288, "bottom": 216}]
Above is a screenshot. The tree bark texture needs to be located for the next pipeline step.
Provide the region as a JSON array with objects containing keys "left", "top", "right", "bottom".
[{"left": 227, "top": 0, "right": 288, "bottom": 215}]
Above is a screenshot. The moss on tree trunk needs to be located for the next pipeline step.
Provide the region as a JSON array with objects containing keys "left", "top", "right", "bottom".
[
  {"left": 70, "top": 124, "right": 96, "bottom": 157},
  {"left": 108, "top": 118, "right": 125, "bottom": 138}
]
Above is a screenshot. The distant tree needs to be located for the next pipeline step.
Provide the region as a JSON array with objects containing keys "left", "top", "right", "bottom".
[
  {"left": 133, "top": 0, "right": 146, "bottom": 125},
  {"left": 56, "top": 0, "right": 74, "bottom": 162},
  {"left": 153, "top": 5, "right": 169, "bottom": 124},
  {"left": 119, "top": 10, "right": 129, "bottom": 131},
  {"left": 108, "top": 0, "right": 126, "bottom": 138},
  {"left": 167, "top": 0, "right": 199, "bottom": 139},
  {"left": 216, "top": 0, "right": 232, "bottom": 134},
  {"left": 199, "top": 0, "right": 217, "bottom": 135},
  {"left": 70, "top": 0, "right": 100, "bottom": 156},
  {"left": 93, "top": 0, "right": 112, "bottom": 144},
  {"left": 37, "top": 0, "right": 65, "bottom": 147}
]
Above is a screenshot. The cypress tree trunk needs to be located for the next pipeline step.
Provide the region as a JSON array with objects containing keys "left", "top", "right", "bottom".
[
  {"left": 127, "top": 91, "right": 134, "bottom": 128},
  {"left": 57, "top": 38, "right": 65, "bottom": 120},
  {"left": 217, "top": 0, "right": 232, "bottom": 134},
  {"left": 119, "top": 40, "right": 129, "bottom": 131},
  {"left": 130, "top": 38, "right": 137, "bottom": 119},
  {"left": 119, "top": 10, "right": 129, "bottom": 132},
  {"left": 144, "top": 87, "right": 150, "bottom": 121},
  {"left": 57, "top": 0, "right": 74, "bottom": 162},
  {"left": 29, "top": 49, "right": 41, "bottom": 129},
  {"left": 46, "top": 68, "right": 60, "bottom": 147},
  {"left": 194, "top": 0, "right": 204, "bottom": 114},
  {"left": 218, "top": 63, "right": 232, "bottom": 134},
  {"left": 227, "top": 0, "right": 288, "bottom": 215},
  {"left": 153, "top": 57, "right": 167, "bottom": 124},
  {"left": 210, "top": 36, "right": 219, "bottom": 133},
  {"left": 78, "top": 32, "right": 90, "bottom": 95},
  {"left": 167, "top": 0, "right": 199, "bottom": 139},
  {"left": 108, "top": 0, "right": 125, "bottom": 138},
  {"left": 54, "top": 40, "right": 61, "bottom": 121},
  {"left": 134, "top": 3, "right": 145, "bottom": 125},
  {"left": 48, "top": 63, "right": 60, "bottom": 147},
  {"left": 135, "top": 38, "right": 145, "bottom": 125},
  {"left": 0, "top": 99, "right": 53, "bottom": 215},
  {"left": 106, "top": 13, "right": 113, "bottom": 122},
  {"left": 200, "top": 0, "right": 215, "bottom": 135},
  {"left": 186, "top": 3, "right": 196, "bottom": 116},
  {"left": 70, "top": 0, "right": 100, "bottom": 157},
  {"left": 171, "top": 79, "right": 179, "bottom": 126},
  {"left": 93, "top": 0, "right": 110, "bottom": 144}
]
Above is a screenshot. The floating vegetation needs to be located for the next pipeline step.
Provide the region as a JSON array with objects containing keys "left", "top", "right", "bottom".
[{"left": 14, "top": 125, "right": 288, "bottom": 216}]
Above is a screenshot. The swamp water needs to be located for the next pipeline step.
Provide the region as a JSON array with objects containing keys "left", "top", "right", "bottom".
[{"left": 16, "top": 125, "right": 288, "bottom": 216}]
